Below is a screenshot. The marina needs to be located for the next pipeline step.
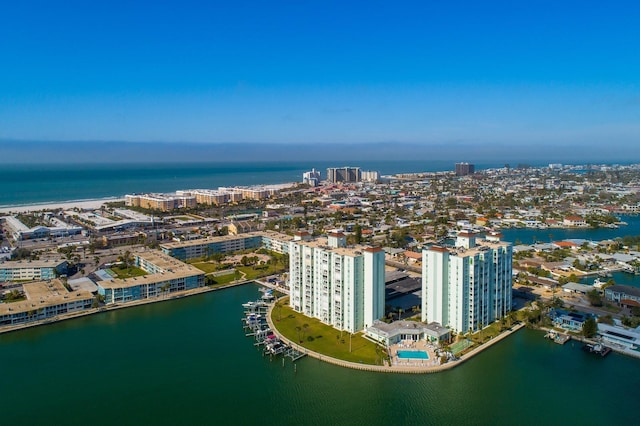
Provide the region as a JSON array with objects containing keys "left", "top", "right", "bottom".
[{"left": 242, "top": 290, "right": 306, "bottom": 362}]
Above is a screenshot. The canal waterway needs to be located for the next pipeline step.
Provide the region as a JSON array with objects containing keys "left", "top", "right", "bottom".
[
  {"left": 502, "top": 214, "right": 640, "bottom": 288},
  {"left": 1, "top": 283, "right": 638, "bottom": 425},
  {"left": 500, "top": 214, "right": 640, "bottom": 245}
]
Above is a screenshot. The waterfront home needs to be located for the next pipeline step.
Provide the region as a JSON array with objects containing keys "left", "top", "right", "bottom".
[
  {"left": 597, "top": 323, "right": 640, "bottom": 351},
  {"left": 563, "top": 216, "right": 587, "bottom": 227},
  {"left": 549, "top": 308, "right": 593, "bottom": 332}
]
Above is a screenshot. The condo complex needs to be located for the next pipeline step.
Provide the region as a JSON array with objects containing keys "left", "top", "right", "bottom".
[
  {"left": 288, "top": 232, "right": 385, "bottom": 333},
  {"left": 422, "top": 232, "right": 512, "bottom": 334},
  {"left": 0, "top": 279, "right": 94, "bottom": 326},
  {"left": 97, "top": 251, "right": 205, "bottom": 304}
]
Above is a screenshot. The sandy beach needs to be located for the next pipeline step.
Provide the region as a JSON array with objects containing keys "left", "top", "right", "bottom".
[{"left": 0, "top": 198, "right": 124, "bottom": 215}]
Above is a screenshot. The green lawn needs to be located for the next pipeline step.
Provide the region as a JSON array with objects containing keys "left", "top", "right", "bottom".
[
  {"left": 270, "top": 301, "right": 385, "bottom": 365},
  {"left": 206, "top": 273, "right": 239, "bottom": 286},
  {"left": 237, "top": 264, "right": 286, "bottom": 280},
  {"left": 109, "top": 266, "right": 147, "bottom": 279},
  {"left": 191, "top": 262, "right": 223, "bottom": 274},
  {"left": 192, "top": 261, "right": 285, "bottom": 278}
]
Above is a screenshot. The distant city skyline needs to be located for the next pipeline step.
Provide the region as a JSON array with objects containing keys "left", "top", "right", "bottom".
[{"left": 1, "top": 1, "right": 639, "bottom": 150}]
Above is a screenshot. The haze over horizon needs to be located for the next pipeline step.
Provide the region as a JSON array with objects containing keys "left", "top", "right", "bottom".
[{"left": 1, "top": 1, "right": 639, "bottom": 158}]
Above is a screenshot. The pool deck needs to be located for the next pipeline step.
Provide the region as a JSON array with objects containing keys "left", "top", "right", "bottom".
[{"left": 390, "top": 340, "right": 440, "bottom": 367}]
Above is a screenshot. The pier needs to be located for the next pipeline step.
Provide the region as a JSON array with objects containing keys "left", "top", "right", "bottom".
[
  {"left": 241, "top": 291, "right": 306, "bottom": 365},
  {"left": 545, "top": 330, "right": 571, "bottom": 345},
  {"left": 582, "top": 343, "right": 612, "bottom": 357}
]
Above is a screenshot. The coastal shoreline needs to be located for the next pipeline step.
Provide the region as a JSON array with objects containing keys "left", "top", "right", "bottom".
[
  {"left": 265, "top": 294, "right": 527, "bottom": 374},
  {"left": 0, "top": 280, "right": 252, "bottom": 336},
  {"left": 0, "top": 198, "right": 125, "bottom": 214}
]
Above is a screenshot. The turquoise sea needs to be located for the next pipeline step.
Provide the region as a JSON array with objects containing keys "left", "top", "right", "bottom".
[
  {"left": 0, "top": 160, "right": 512, "bottom": 207},
  {"left": 1, "top": 284, "right": 638, "bottom": 426}
]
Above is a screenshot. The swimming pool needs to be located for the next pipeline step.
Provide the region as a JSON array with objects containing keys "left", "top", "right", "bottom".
[{"left": 397, "top": 350, "right": 429, "bottom": 360}]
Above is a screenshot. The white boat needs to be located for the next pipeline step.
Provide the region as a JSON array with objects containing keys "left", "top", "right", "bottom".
[{"left": 593, "top": 278, "right": 605, "bottom": 288}]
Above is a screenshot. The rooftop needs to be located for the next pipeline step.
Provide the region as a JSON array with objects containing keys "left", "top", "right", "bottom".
[
  {"left": 0, "top": 259, "right": 67, "bottom": 269},
  {"left": 0, "top": 279, "right": 93, "bottom": 316},
  {"left": 98, "top": 251, "right": 203, "bottom": 290}
]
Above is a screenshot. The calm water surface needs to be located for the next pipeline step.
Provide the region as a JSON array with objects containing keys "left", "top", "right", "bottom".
[{"left": 1, "top": 284, "right": 638, "bottom": 425}]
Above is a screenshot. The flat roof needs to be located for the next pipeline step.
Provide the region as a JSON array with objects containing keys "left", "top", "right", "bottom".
[
  {"left": 0, "top": 259, "right": 67, "bottom": 269},
  {"left": 293, "top": 237, "right": 375, "bottom": 257},
  {"left": 68, "top": 277, "right": 99, "bottom": 293},
  {"left": 0, "top": 279, "right": 93, "bottom": 316},
  {"left": 98, "top": 251, "right": 203, "bottom": 290},
  {"left": 160, "top": 232, "right": 266, "bottom": 249}
]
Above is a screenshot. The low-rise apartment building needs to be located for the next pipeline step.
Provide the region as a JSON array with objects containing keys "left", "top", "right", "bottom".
[
  {"left": 161, "top": 231, "right": 292, "bottom": 261},
  {"left": 0, "top": 259, "right": 68, "bottom": 282},
  {"left": 97, "top": 251, "right": 205, "bottom": 304},
  {"left": 0, "top": 279, "right": 94, "bottom": 326}
]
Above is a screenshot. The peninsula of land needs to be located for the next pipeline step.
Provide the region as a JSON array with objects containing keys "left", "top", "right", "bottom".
[{"left": 3, "top": 162, "right": 640, "bottom": 370}]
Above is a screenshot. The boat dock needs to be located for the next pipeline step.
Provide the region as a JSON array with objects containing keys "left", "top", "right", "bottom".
[
  {"left": 241, "top": 291, "right": 306, "bottom": 364},
  {"left": 582, "top": 343, "right": 612, "bottom": 357},
  {"left": 545, "top": 330, "right": 571, "bottom": 345}
]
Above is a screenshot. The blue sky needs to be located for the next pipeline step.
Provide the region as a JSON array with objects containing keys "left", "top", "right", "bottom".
[{"left": 1, "top": 1, "right": 639, "bottom": 150}]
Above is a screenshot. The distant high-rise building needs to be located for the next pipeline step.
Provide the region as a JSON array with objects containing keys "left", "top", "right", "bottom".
[
  {"left": 422, "top": 232, "right": 512, "bottom": 334},
  {"left": 302, "top": 168, "right": 321, "bottom": 187},
  {"left": 455, "top": 162, "right": 475, "bottom": 176},
  {"left": 360, "top": 170, "right": 380, "bottom": 183},
  {"left": 327, "top": 166, "right": 361, "bottom": 183}
]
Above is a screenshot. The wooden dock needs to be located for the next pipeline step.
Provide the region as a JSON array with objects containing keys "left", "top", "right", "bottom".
[{"left": 545, "top": 331, "right": 571, "bottom": 345}]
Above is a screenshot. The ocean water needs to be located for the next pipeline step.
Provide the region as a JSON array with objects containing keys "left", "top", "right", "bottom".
[
  {"left": 1, "top": 284, "right": 638, "bottom": 426},
  {"left": 0, "top": 160, "right": 509, "bottom": 207}
]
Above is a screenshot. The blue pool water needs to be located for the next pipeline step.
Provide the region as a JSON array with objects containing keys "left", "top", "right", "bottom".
[{"left": 397, "top": 350, "right": 429, "bottom": 360}]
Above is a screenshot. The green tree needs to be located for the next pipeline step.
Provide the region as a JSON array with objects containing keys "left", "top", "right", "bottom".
[
  {"left": 586, "top": 289, "right": 603, "bottom": 307},
  {"left": 598, "top": 315, "right": 614, "bottom": 325},
  {"left": 354, "top": 224, "right": 363, "bottom": 244},
  {"left": 582, "top": 317, "right": 598, "bottom": 338}
]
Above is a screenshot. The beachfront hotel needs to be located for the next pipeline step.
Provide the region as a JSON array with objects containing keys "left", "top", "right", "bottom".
[
  {"left": 422, "top": 232, "right": 512, "bottom": 334},
  {"left": 125, "top": 194, "right": 197, "bottom": 211},
  {"left": 0, "top": 279, "right": 94, "bottom": 326},
  {"left": 97, "top": 251, "right": 204, "bottom": 304},
  {"left": 288, "top": 232, "right": 385, "bottom": 333},
  {"left": 0, "top": 259, "right": 69, "bottom": 282}
]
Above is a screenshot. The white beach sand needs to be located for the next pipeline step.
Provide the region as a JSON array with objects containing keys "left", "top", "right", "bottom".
[{"left": 0, "top": 198, "right": 124, "bottom": 215}]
